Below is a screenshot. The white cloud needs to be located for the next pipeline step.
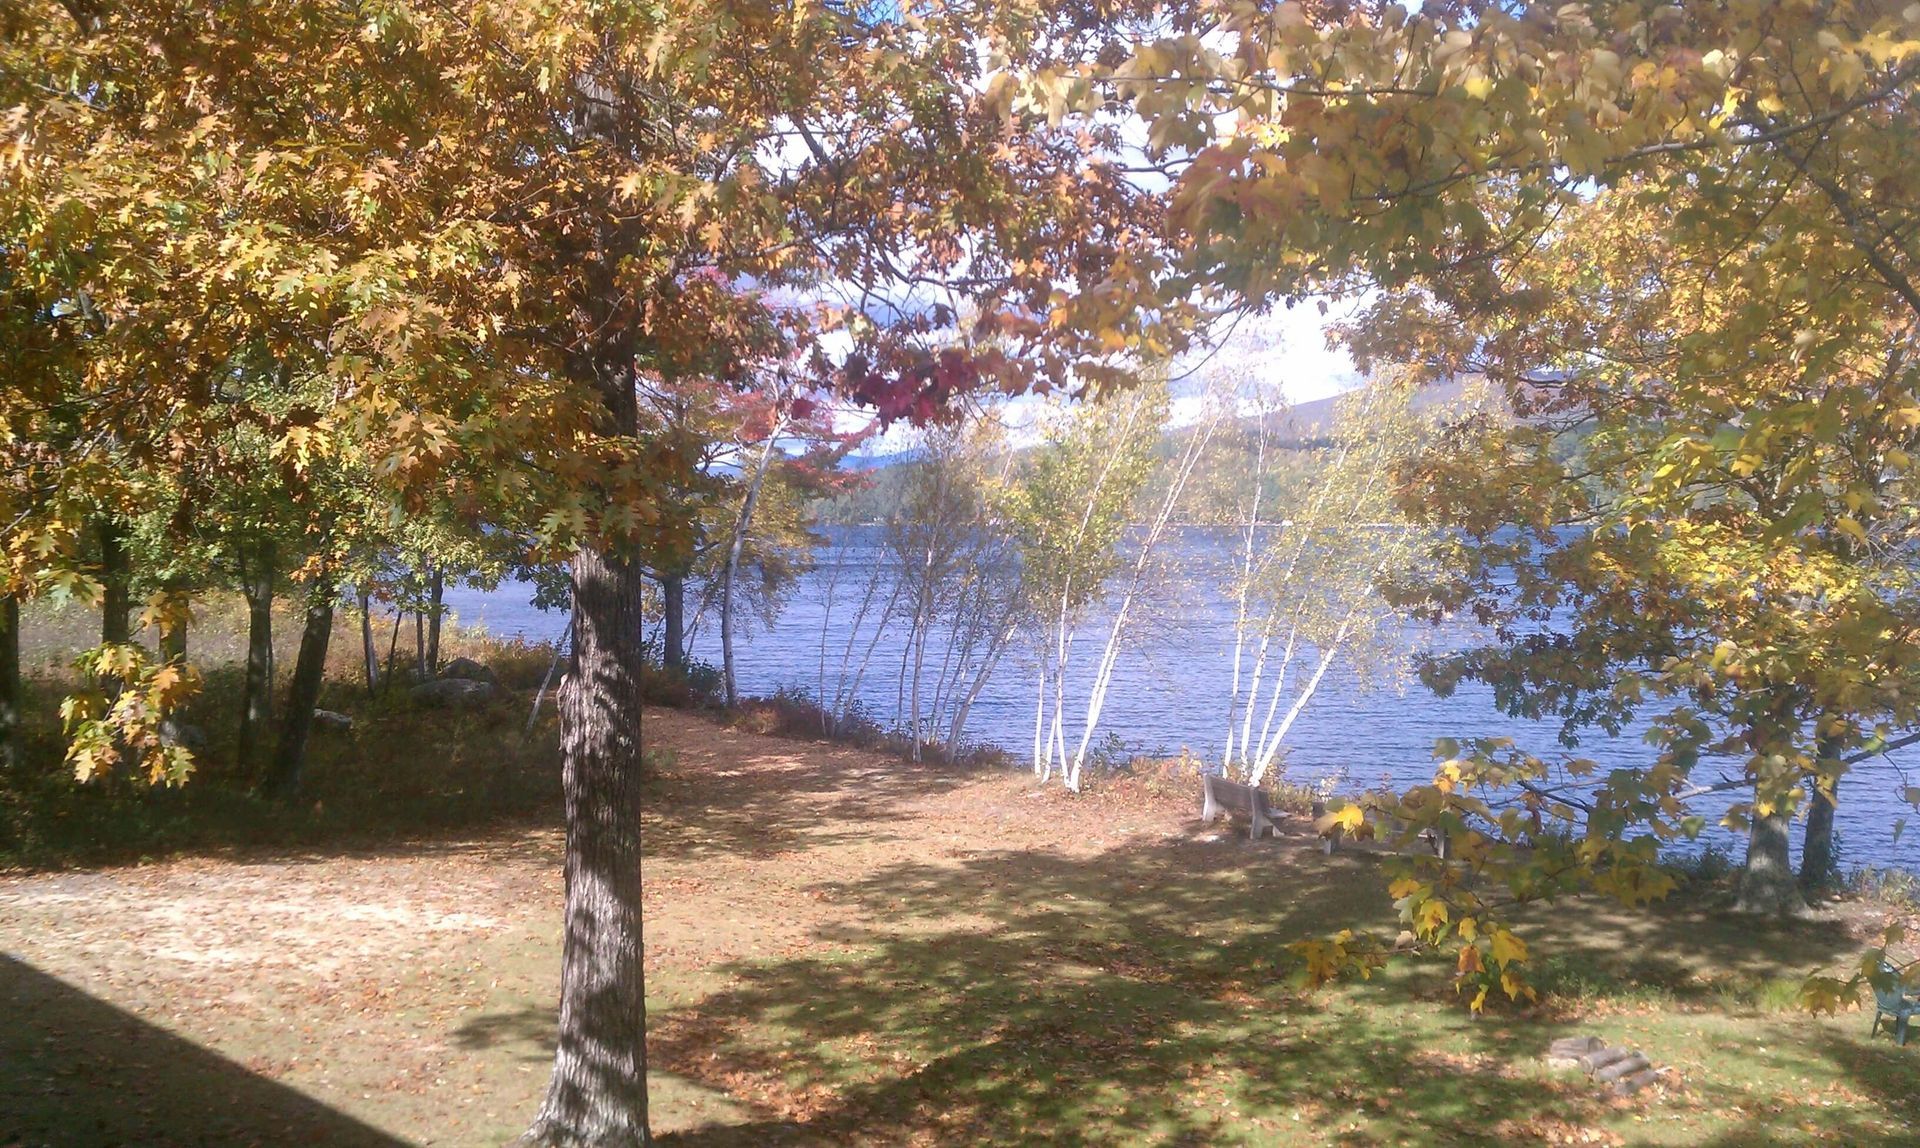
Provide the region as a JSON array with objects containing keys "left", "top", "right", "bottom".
[
  {"left": 1171, "top": 296, "right": 1368, "bottom": 410},
  {"left": 834, "top": 293, "right": 1369, "bottom": 454}
]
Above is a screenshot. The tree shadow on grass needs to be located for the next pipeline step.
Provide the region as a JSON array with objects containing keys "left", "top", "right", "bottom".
[
  {"left": 1658, "top": 1023, "right": 1920, "bottom": 1147},
  {"left": 0, "top": 952, "right": 409, "bottom": 1148},
  {"left": 448, "top": 825, "right": 1912, "bottom": 1144},
  {"left": 640, "top": 727, "right": 982, "bottom": 863}
]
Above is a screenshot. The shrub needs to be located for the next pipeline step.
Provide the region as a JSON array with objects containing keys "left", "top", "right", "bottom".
[
  {"left": 641, "top": 659, "right": 723, "bottom": 708},
  {"left": 1847, "top": 866, "right": 1919, "bottom": 911}
]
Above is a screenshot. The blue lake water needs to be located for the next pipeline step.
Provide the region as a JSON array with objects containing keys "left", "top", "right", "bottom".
[{"left": 445, "top": 528, "right": 1919, "bottom": 874}]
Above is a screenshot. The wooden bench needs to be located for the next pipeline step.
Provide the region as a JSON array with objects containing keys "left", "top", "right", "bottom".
[{"left": 1201, "top": 774, "right": 1283, "bottom": 840}]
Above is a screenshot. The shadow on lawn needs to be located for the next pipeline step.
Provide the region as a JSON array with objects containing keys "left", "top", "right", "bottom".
[
  {"left": 0, "top": 953, "right": 407, "bottom": 1148},
  {"left": 459, "top": 824, "right": 1912, "bottom": 1145},
  {"left": 633, "top": 838, "right": 1579, "bottom": 1145},
  {"left": 640, "top": 721, "right": 981, "bottom": 863},
  {"left": 1666, "top": 1024, "right": 1920, "bottom": 1148}
]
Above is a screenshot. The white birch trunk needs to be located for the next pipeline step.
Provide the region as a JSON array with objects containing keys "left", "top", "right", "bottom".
[
  {"left": 1067, "top": 413, "right": 1218, "bottom": 781},
  {"left": 721, "top": 415, "right": 786, "bottom": 708},
  {"left": 1249, "top": 618, "right": 1352, "bottom": 784},
  {"left": 1032, "top": 646, "right": 1048, "bottom": 777},
  {"left": 1225, "top": 408, "right": 1269, "bottom": 773}
]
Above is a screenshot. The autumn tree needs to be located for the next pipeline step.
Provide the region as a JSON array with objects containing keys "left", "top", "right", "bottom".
[
  {"left": 7, "top": 4, "right": 1189, "bottom": 1145},
  {"left": 1002, "top": 385, "right": 1163, "bottom": 788},
  {"left": 1055, "top": 0, "right": 1920, "bottom": 995},
  {"left": 1222, "top": 375, "right": 1446, "bottom": 787}
]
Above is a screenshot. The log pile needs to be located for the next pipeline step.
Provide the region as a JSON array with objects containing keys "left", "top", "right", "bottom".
[{"left": 1545, "top": 1035, "right": 1666, "bottom": 1096}]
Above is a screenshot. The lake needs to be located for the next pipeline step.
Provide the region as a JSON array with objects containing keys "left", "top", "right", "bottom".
[{"left": 445, "top": 527, "right": 1919, "bottom": 874}]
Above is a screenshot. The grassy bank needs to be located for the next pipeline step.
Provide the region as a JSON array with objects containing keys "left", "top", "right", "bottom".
[{"left": 0, "top": 597, "right": 563, "bottom": 869}]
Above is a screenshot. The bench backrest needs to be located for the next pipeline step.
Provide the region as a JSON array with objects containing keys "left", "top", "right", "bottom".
[
  {"left": 1205, "top": 774, "right": 1268, "bottom": 807},
  {"left": 1876, "top": 961, "right": 1912, "bottom": 1011}
]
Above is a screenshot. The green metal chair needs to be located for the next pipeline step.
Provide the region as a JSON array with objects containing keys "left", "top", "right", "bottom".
[{"left": 1871, "top": 961, "right": 1918, "bottom": 1047}]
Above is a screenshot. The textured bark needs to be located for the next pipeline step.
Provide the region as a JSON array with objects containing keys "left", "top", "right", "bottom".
[
  {"left": 1800, "top": 729, "right": 1843, "bottom": 894},
  {"left": 1736, "top": 806, "right": 1808, "bottom": 916},
  {"left": 98, "top": 520, "right": 130, "bottom": 646},
  {"left": 660, "top": 574, "right": 685, "bottom": 670},
  {"left": 523, "top": 298, "right": 651, "bottom": 1144},
  {"left": 1801, "top": 780, "right": 1839, "bottom": 894},
  {"left": 521, "top": 541, "right": 649, "bottom": 1147},
  {"left": 0, "top": 596, "right": 18, "bottom": 765},
  {"left": 263, "top": 577, "right": 334, "bottom": 799},
  {"left": 238, "top": 540, "right": 277, "bottom": 771},
  {"left": 425, "top": 566, "right": 445, "bottom": 674}
]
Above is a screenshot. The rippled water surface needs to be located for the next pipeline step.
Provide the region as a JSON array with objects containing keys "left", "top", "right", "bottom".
[{"left": 447, "top": 527, "right": 1919, "bottom": 873}]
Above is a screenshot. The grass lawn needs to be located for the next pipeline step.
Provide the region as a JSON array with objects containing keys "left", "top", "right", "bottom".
[{"left": 2, "top": 700, "right": 1916, "bottom": 1146}]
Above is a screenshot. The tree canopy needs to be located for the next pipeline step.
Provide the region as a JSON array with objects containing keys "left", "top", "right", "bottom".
[{"left": 10, "top": 0, "right": 1920, "bottom": 1140}]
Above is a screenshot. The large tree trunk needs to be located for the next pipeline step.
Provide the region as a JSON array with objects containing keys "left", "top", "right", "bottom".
[
  {"left": 1801, "top": 779, "right": 1839, "bottom": 894},
  {"left": 263, "top": 576, "right": 334, "bottom": 799},
  {"left": 524, "top": 320, "right": 651, "bottom": 1145},
  {"left": 424, "top": 565, "right": 445, "bottom": 674},
  {"left": 1799, "top": 729, "right": 1842, "bottom": 894},
  {"left": 1736, "top": 805, "right": 1808, "bottom": 916},
  {"left": 238, "top": 540, "right": 276, "bottom": 771},
  {"left": 522, "top": 540, "right": 650, "bottom": 1147},
  {"left": 0, "top": 595, "right": 19, "bottom": 765},
  {"left": 660, "top": 573, "right": 686, "bottom": 670},
  {"left": 99, "top": 520, "right": 130, "bottom": 647}
]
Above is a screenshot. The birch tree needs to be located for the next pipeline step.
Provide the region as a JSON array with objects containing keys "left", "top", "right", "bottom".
[
  {"left": 1062, "top": 383, "right": 1227, "bottom": 790},
  {"left": 872, "top": 419, "right": 1021, "bottom": 760},
  {"left": 1002, "top": 385, "right": 1162, "bottom": 787},
  {"left": 1222, "top": 378, "right": 1446, "bottom": 787}
]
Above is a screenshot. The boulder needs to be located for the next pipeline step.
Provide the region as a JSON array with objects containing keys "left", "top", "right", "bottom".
[
  {"left": 412, "top": 678, "right": 497, "bottom": 710},
  {"left": 439, "top": 657, "right": 500, "bottom": 687},
  {"left": 311, "top": 709, "right": 354, "bottom": 731}
]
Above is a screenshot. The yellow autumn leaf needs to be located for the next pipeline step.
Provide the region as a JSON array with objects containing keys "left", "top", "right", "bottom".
[{"left": 1489, "top": 928, "right": 1528, "bottom": 968}]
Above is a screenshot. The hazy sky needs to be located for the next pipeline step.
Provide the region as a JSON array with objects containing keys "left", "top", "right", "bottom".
[{"left": 839, "top": 294, "right": 1365, "bottom": 456}]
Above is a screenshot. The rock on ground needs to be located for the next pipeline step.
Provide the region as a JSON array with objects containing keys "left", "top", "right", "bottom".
[
  {"left": 439, "top": 657, "right": 500, "bottom": 687},
  {"left": 411, "top": 678, "right": 497, "bottom": 709}
]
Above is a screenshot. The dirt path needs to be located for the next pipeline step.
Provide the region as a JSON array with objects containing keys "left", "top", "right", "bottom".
[{"left": 0, "top": 709, "right": 1192, "bottom": 1147}]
